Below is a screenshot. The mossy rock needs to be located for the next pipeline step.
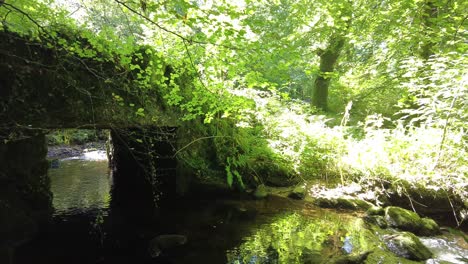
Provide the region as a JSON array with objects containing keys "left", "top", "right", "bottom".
[
  {"left": 364, "top": 248, "right": 421, "bottom": 264},
  {"left": 330, "top": 251, "right": 373, "bottom": 264},
  {"left": 385, "top": 206, "right": 422, "bottom": 234},
  {"left": 288, "top": 185, "right": 307, "bottom": 200},
  {"left": 336, "top": 198, "right": 373, "bottom": 210},
  {"left": 253, "top": 184, "right": 268, "bottom": 199},
  {"left": 383, "top": 232, "right": 433, "bottom": 261},
  {"left": 419, "top": 218, "right": 440, "bottom": 236},
  {"left": 313, "top": 197, "right": 372, "bottom": 211},
  {"left": 366, "top": 206, "right": 385, "bottom": 216},
  {"left": 364, "top": 215, "right": 388, "bottom": 229},
  {"left": 313, "top": 197, "right": 338, "bottom": 208},
  {"left": 384, "top": 206, "right": 440, "bottom": 236}
]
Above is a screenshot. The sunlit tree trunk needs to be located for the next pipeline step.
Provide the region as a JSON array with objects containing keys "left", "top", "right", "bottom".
[{"left": 311, "top": 36, "right": 345, "bottom": 111}]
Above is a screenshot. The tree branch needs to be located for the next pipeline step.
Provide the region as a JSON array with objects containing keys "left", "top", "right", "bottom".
[{"left": 113, "top": 0, "right": 239, "bottom": 50}]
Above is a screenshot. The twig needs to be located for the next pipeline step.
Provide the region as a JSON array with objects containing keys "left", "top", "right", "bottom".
[
  {"left": 2, "top": 3, "right": 46, "bottom": 33},
  {"left": 113, "top": 0, "right": 239, "bottom": 50}
]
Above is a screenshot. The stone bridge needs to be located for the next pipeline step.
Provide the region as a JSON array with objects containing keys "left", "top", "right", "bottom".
[{"left": 0, "top": 29, "right": 190, "bottom": 255}]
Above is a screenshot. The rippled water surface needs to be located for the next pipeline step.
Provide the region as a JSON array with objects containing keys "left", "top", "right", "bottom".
[{"left": 49, "top": 151, "right": 110, "bottom": 215}]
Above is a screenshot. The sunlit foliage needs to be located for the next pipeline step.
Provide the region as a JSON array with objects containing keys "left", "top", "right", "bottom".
[{"left": 1, "top": 0, "right": 466, "bottom": 219}]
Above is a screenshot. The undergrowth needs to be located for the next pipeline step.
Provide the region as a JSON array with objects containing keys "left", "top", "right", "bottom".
[{"left": 230, "top": 87, "right": 467, "bottom": 224}]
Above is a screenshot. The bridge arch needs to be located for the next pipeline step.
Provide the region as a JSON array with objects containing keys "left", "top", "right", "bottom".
[{"left": 0, "top": 29, "right": 188, "bottom": 256}]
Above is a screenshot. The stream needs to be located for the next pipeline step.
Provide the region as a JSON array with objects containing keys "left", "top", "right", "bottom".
[{"left": 14, "top": 150, "right": 468, "bottom": 264}]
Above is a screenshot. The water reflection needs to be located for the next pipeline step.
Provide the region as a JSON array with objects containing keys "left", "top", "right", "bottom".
[
  {"left": 49, "top": 158, "right": 111, "bottom": 215},
  {"left": 226, "top": 211, "right": 379, "bottom": 264}
]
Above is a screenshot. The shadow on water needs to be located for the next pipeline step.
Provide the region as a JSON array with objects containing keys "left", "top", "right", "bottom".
[
  {"left": 15, "top": 155, "right": 112, "bottom": 264},
  {"left": 14, "top": 155, "right": 468, "bottom": 264}
]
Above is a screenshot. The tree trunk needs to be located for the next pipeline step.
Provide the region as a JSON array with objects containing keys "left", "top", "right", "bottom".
[
  {"left": 311, "top": 37, "right": 345, "bottom": 111},
  {"left": 420, "top": 0, "right": 438, "bottom": 60}
]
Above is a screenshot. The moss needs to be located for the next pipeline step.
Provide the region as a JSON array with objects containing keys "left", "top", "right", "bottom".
[{"left": 419, "top": 218, "right": 440, "bottom": 236}]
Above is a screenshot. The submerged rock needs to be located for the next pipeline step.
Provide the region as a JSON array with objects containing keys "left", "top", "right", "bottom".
[
  {"left": 383, "top": 232, "right": 433, "bottom": 261},
  {"left": 253, "top": 184, "right": 268, "bottom": 199},
  {"left": 49, "top": 159, "right": 60, "bottom": 168},
  {"left": 148, "top": 234, "right": 187, "bottom": 258}
]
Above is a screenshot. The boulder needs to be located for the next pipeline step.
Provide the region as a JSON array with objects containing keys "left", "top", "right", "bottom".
[
  {"left": 148, "top": 234, "right": 187, "bottom": 258},
  {"left": 385, "top": 207, "right": 422, "bottom": 234},
  {"left": 383, "top": 232, "right": 433, "bottom": 261}
]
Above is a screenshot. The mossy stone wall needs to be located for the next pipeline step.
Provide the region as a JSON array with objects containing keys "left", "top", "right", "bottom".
[{"left": 0, "top": 132, "right": 52, "bottom": 260}]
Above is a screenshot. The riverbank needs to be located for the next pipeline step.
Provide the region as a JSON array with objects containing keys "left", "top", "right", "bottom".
[{"left": 47, "top": 141, "right": 107, "bottom": 160}]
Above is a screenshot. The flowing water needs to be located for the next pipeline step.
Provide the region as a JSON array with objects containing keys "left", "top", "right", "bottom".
[{"left": 14, "top": 151, "right": 468, "bottom": 264}]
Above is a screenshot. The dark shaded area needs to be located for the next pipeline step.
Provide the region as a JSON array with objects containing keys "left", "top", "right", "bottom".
[
  {"left": 109, "top": 127, "right": 177, "bottom": 225},
  {"left": 0, "top": 132, "right": 52, "bottom": 250}
]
